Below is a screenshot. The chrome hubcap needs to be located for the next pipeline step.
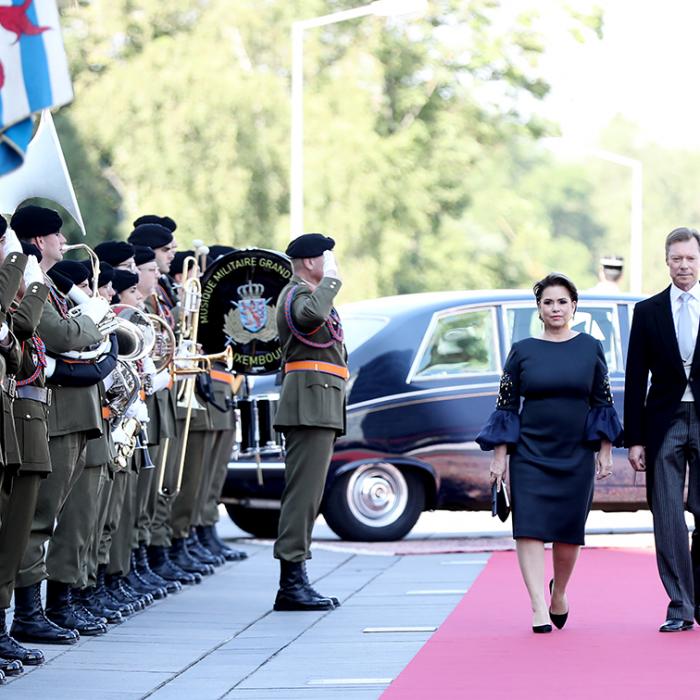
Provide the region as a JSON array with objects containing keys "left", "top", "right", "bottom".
[{"left": 346, "top": 463, "right": 408, "bottom": 528}]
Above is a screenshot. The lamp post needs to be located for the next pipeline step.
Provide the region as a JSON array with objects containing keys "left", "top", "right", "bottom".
[
  {"left": 541, "top": 138, "right": 644, "bottom": 293},
  {"left": 290, "top": 0, "right": 427, "bottom": 238}
]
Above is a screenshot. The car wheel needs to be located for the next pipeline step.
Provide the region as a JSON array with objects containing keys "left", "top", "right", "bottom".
[
  {"left": 225, "top": 505, "right": 280, "bottom": 539},
  {"left": 323, "top": 463, "right": 425, "bottom": 542}
]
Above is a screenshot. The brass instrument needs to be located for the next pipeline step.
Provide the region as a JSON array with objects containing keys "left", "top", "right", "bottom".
[
  {"left": 62, "top": 243, "right": 100, "bottom": 296},
  {"left": 147, "top": 313, "right": 176, "bottom": 372}
]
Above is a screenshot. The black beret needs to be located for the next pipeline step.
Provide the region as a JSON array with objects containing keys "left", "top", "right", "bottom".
[
  {"left": 95, "top": 240, "right": 135, "bottom": 266},
  {"left": 170, "top": 250, "right": 193, "bottom": 276},
  {"left": 52, "top": 260, "right": 90, "bottom": 286},
  {"left": 133, "top": 214, "right": 177, "bottom": 232},
  {"left": 11, "top": 205, "right": 63, "bottom": 239},
  {"left": 0, "top": 217, "right": 6, "bottom": 236},
  {"left": 208, "top": 245, "right": 235, "bottom": 262},
  {"left": 80, "top": 259, "right": 114, "bottom": 288},
  {"left": 285, "top": 233, "right": 335, "bottom": 259},
  {"left": 112, "top": 269, "right": 139, "bottom": 294},
  {"left": 20, "top": 241, "right": 42, "bottom": 263},
  {"left": 134, "top": 245, "right": 156, "bottom": 266},
  {"left": 128, "top": 223, "right": 173, "bottom": 249},
  {"left": 47, "top": 269, "right": 73, "bottom": 295}
]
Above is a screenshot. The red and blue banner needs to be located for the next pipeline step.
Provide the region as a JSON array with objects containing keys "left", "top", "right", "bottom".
[{"left": 0, "top": 1, "right": 72, "bottom": 175}]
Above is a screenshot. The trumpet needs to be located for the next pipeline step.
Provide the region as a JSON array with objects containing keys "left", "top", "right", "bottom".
[{"left": 172, "top": 344, "right": 234, "bottom": 375}]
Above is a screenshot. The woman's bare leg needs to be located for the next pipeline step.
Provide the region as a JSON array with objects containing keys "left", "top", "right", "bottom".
[
  {"left": 550, "top": 542, "right": 580, "bottom": 614},
  {"left": 515, "top": 538, "right": 548, "bottom": 626}
]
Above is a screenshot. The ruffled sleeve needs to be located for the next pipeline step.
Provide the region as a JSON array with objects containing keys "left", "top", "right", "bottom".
[
  {"left": 476, "top": 345, "right": 521, "bottom": 452},
  {"left": 584, "top": 341, "right": 624, "bottom": 448}
]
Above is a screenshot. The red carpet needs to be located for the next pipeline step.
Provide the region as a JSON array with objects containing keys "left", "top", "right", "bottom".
[{"left": 382, "top": 549, "right": 700, "bottom": 699}]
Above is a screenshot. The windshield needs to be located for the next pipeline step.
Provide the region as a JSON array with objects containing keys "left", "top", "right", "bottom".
[{"left": 341, "top": 315, "right": 389, "bottom": 354}]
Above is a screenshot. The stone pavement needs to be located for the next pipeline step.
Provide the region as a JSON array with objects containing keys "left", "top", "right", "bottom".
[{"left": 3, "top": 544, "right": 489, "bottom": 699}]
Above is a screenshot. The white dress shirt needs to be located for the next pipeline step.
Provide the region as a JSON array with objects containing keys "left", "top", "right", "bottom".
[{"left": 670, "top": 282, "right": 700, "bottom": 401}]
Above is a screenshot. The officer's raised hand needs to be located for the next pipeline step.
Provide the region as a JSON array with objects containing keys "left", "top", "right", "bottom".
[{"left": 322, "top": 250, "right": 341, "bottom": 281}]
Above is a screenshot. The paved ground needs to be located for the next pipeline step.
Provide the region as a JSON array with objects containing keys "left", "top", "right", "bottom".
[{"left": 3, "top": 541, "right": 489, "bottom": 699}]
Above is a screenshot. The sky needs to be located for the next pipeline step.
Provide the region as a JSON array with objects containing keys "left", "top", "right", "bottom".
[{"left": 538, "top": 0, "right": 700, "bottom": 149}]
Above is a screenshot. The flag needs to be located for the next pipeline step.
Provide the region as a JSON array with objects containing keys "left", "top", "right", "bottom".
[{"left": 0, "top": 0, "right": 73, "bottom": 175}]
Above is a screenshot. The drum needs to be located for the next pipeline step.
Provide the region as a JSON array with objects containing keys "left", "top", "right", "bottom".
[{"left": 235, "top": 394, "right": 283, "bottom": 457}]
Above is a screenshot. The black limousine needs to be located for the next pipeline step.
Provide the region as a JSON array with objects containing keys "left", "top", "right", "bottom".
[{"left": 221, "top": 289, "right": 644, "bottom": 542}]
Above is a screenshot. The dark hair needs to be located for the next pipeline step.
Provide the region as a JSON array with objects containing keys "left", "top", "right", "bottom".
[
  {"left": 533, "top": 272, "right": 579, "bottom": 304},
  {"left": 665, "top": 227, "right": 700, "bottom": 257}
]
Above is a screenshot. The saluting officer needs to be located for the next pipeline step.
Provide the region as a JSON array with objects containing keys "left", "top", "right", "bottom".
[
  {"left": 272, "top": 233, "right": 346, "bottom": 611},
  {"left": 10, "top": 205, "right": 112, "bottom": 645}
]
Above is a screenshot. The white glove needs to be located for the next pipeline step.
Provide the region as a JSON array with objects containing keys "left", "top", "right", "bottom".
[
  {"left": 0, "top": 323, "right": 8, "bottom": 342},
  {"left": 322, "top": 250, "right": 341, "bottom": 280},
  {"left": 74, "top": 296, "right": 110, "bottom": 324},
  {"left": 44, "top": 356, "right": 56, "bottom": 378},
  {"left": 111, "top": 424, "right": 129, "bottom": 446},
  {"left": 2, "top": 228, "right": 23, "bottom": 257},
  {"left": 23, "top": 256, "right": 44, "bottom": 287},
  {"left": 150, "top": 368, "right": 171, "bottom": 394},
  {"left": 125, "top": 399, "right": 149, "bottom": 423},
  {"left": 142, "top": 356, "right": 157, "bottom": 377},
  {"left": 97, "top": 316, "right": 119, "bottom": 336}
]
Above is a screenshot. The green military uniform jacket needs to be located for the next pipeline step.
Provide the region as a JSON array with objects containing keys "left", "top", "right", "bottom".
[
  {"left": 273, "top": 275, "right": 347, "bottom": 435},
  {"left": 0, "top": 252, "right": 28, "bottom": 468},
  {"left": 11, "top": 280, "right": 51, "bottom": 474},
  {"left": 39, "top": 282, "right": 105, "bottom": 439}
]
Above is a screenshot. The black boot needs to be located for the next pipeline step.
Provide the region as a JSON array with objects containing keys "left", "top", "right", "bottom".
[
  {"left": 198, "top": 525, "right": 247, "bottom": 561},
  {"left": 10, "top": 583, "right": 79, "bottom": 645},
  {"left": 137, "top": 544, "right": 181, "bottom": 594},
  {"left": 79, "top": 586, "right": 123, "bottom": 625},
  {"left": 106, "top": 575, "right": 145, "bottom": 612},
  {"left": 71, "top": 589, "right": 108, "bottom": 627},
  {"left": 96, "top": 565, "right": 134, "bottom": 618},
  {"left": 148, "top": 545, "right": 201, "bottom": 585},
  {"left": 300, "top": 562, "right": 340, "bottom": 608},
  {"left": 0, "top": 610, "right": 43, "bottom": 665},
  {"left": 45, "top": 580, "right": 107, "bottom": 636},
  {"left": 187, "top": 529, "right": 225, "bottom": 567},
  {"left": 128, "top": 551, "right": 167, "bottom": 600},
  {"left": 170, "top": 538, "right": 214, "bottom": 576},
  {"left": 0, "top": 657, "right": 21, "bottom": 677},
  {"left": 273, "top": 560, "right": 336, "bottom": 611}
]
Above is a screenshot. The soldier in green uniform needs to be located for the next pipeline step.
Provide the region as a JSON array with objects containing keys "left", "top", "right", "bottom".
[
  {"left": 272, "top": 233, "right": 346, "bottom": 611},
  {"left": 9, "top": 206, "right": 114, "bottom": 644}
]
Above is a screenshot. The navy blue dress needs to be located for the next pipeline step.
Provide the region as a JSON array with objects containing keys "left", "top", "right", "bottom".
[{"left": 476, "top": 333, "right": 623, "bottom": 545}]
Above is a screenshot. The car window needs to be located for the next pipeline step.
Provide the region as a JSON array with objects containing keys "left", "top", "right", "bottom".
[
  {"left": 414, "top": 308, "right": 498, "bottom": 378},
  {"left": 342, "top": 315, "right": 390, "bottom": 354},
  {"left": 506, "top": 305, "right": 619, "bottom": 371}
]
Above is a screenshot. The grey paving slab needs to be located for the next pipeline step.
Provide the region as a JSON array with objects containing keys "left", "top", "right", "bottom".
[{"left": 3, "top": 543, "right": 487, "bottom": 699}]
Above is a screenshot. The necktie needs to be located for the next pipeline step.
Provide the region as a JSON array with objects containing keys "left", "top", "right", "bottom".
[{"left": 678, "top": 292, "right": 695, "bottom": 363}]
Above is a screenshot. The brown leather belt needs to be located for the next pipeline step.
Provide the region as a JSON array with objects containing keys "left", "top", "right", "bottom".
[
  {"left": 15, "top": 385, "right": 51, "bottom": 405},
  {"left": 284, "top": 361, "right": 349, "bottom": 380}
]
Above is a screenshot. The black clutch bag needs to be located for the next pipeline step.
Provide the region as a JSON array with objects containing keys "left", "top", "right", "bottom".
[{"left": 491, "top": 482, "right": 511, "bottom": 523}]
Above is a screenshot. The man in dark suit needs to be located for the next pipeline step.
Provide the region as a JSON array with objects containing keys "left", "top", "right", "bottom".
[
  {"left": 625, "top": 226, "right": 700, "bottom": 632},
  {"left": 272, "top": 233, "right": 347, "bottom": 611}
]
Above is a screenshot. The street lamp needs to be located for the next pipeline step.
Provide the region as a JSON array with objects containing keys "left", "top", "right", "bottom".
[
  {"left": 541, "top": 138, "right": 644, "bottom": 294},
  {"left": 290, "top": 0, "right": 428, "bottom": 238}
]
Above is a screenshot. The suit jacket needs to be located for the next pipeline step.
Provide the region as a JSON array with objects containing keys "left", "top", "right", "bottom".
[
  {"left": 624, "top": 285, "right": 700, "bottom": 502},
  {"left": 273, "top": 275, "right": 347, "bottom": 434}
]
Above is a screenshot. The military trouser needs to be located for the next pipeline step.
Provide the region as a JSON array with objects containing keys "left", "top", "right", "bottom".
[
  {"left": 0, "top": 471, "right": 42, "bottom": 608},
  {"left": 274, "top": 427, "right": 335, "bottom": 563},
  {"left": 196, "top": 428, "right": 236, "bottom": 527},
  {"left": 150, "top": 420, "right": 185, "bottom": 547},
  {"left": 107, "top": 469, "right": 137, "bottom": 577},
  {"left": 84, "top": 467, "right": 113, "bottom": 587},
  {"left": 99, "top": 470, "right": 128, "bottom": 571},
  {"left": 47, "top": 464, "right": 106, "bottom": 586},
  {"left": 16, "top": 432, "right": 87, "bottom": 589},
  {"left": 132, "top": 444, "right": 161, "bottom": 549},
  {"left": 170, "top": 431, "right": 214, "bottom": 540}
]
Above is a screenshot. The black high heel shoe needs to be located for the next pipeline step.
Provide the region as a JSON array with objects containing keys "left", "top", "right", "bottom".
[
  {"left": 532, "top": 623, "right": 552, "bottom": 634},
  {"left": 548, "top": 578, "right": 569, "bottom": 630}
]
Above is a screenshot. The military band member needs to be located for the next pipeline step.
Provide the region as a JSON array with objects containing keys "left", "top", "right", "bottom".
[
  {"left": 10, "top": 205, "right": 114, "bottom": 645},
  {"left": 272, "top": 233, "right": 346, "bottom": 611}
]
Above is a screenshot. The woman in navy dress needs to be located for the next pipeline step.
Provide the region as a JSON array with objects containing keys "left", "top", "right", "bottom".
[{"left": 476, "top": 273, "right": 622, "bottom": 633}]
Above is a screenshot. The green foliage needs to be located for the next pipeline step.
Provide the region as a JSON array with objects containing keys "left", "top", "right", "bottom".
[{"left": 53, "top": 0, "right": 606, "bottom": 298}]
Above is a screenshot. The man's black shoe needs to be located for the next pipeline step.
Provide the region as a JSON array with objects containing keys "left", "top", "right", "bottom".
[
  {"left": 187, "top": 530, "right": 225, "bottom": 567},
  {"left": 659, "top": 618, "right": 694, "bottom": 632},
  {"left": 96, "top": 566, "right": 134, "bottom": 617},
  {"left": 136, "top": 544, "right": 180, "bottom": 594},
  {"left": 199, "top": 525, "right": 247, "bottom": 561},
  {"left": 273, "top": 560, "right": 336, "bottom": 611},
  {"left": 10, "top": 583, "right": 79, "bottom": 645},
  {"left": 299, "top": 561, "right": 340, "bottom": 607},
  {"left": 127, "top": 553, "right": 166, "bottom": 601},
  {"left": 45, "top": 581, "right": 107, "bottom": 636},
  {"left": 170, "top": 538, "right": 214, "bottom": 576},
  {"left": 148, "top": 545, "right": 201, "bottom": 585},
  {"left": 79, "top": 587, "right": 123, "bottom": 625},
  {"left": 0, "top": 657, "right": 22, "bottom": 676},
  {"left": 107, "top": 576, "right": 145, "bottom": 611},
  {"left": 0, "top": 611, "right": 43, "bottom": 665}
]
